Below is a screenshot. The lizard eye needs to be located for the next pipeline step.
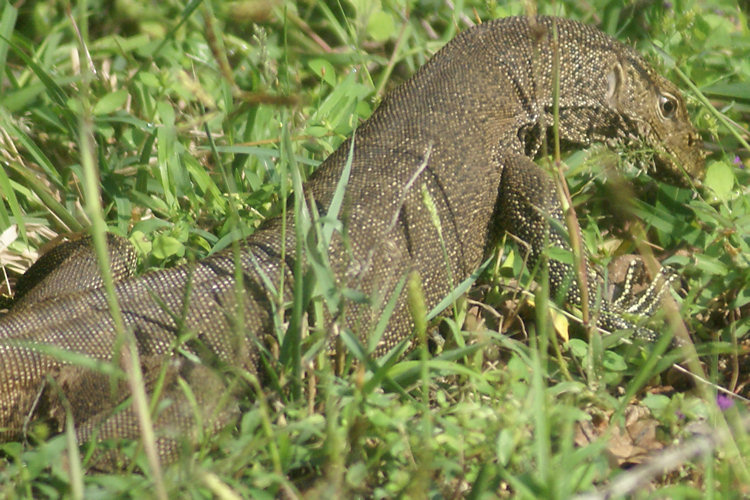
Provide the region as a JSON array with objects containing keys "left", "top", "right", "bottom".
[{"left": 658, "top": 94, "right": 678, "bottom": 119}]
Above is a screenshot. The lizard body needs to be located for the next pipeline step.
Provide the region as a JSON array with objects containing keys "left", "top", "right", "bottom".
[{"left": 0, "top": 16, "right": 704, "bottom": 466}]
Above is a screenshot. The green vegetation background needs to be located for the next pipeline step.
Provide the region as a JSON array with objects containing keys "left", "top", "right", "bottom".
[{"left": 0, "top": 0, "right": 748, "bottom": 498}]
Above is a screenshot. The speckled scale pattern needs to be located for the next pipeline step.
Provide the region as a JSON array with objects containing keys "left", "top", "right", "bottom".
[
  {"left": 11, "top": 233, "right": 137, "bottom": 310},
  {"left": 0, "top": 16, "right": 703, "bottom": 467}
]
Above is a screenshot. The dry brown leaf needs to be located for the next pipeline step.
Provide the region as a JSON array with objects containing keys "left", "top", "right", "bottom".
[{"left": 575, "top": 405, "right": 664, "bottom": 466}]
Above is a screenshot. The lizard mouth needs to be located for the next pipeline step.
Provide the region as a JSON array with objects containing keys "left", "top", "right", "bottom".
[
  {"left": 604, "top": 135, "right": 694, "bottom": 188},
  {"left": 652, "top": 136, "right": 706, "bottom": 189},
  {"left": 623, "top": 114, "right": 705, "bottom": 188},
  {"left": 651, "top": 153, "right": 693, "bottom": 187}
]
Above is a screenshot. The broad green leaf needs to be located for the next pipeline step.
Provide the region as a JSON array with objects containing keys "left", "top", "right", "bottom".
[
  {"left": 703, "top": 160, "right": 735, "bottom": 202},
  {"left": 567, "top": 338, "right": 588, "bottom": 358},
  {"left": 367, "top": 10, "right": 395, "bottom": 42},
  {"left": 602, "top": 351, "right": 627, "bottom": 371},
  {"left": 138, "top": 71, "right": 161, "bottom": 88},
  {"left": 694, "top": 253, "right": 729, "bottom": 276},
  {"left": 704, "top": 82, "right": 750, "bottom": 103},
  {"left": 93, "top": 89, "right": 129, "bottom": 115},
  {"left": 151, "top": 234, "right": 185, "bottom": 260},
  {"left": 308, "top": 58, "right": 336, "bottom": 86}
]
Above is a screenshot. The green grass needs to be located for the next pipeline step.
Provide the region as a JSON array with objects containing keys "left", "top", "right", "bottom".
[{"left": 0, "top": 0, "right": 749, "bottom": 498}]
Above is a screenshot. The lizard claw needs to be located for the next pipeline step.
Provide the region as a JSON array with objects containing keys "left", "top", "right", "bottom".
[
  {"left": 605, "top": 259, "right": 679, "bottom": 341},
  {"left": 612, "top": 259, "right": 678, "bottom": 316}
]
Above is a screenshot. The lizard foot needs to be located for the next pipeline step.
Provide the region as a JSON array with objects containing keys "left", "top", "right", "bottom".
[{"left": 605, "top": 258, "right": 679, "bottom": 341}]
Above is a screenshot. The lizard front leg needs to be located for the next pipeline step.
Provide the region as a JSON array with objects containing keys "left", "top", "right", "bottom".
[{"left": 496, "top": 155, "right": 665, "bottom": 340}]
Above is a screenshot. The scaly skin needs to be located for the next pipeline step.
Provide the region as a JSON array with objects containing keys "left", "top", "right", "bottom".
[{"left": 0, "top": 17, "right": 704, "bottom": 468}]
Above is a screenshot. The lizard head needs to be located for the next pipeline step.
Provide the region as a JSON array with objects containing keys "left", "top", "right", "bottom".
[{"left": 605, "top": 57, "right": 705, "bottom": 187}]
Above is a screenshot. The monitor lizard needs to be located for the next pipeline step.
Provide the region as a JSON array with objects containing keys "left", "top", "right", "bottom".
[{"left": 0, "top": 16, "right": 705, "bottom": 467}]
